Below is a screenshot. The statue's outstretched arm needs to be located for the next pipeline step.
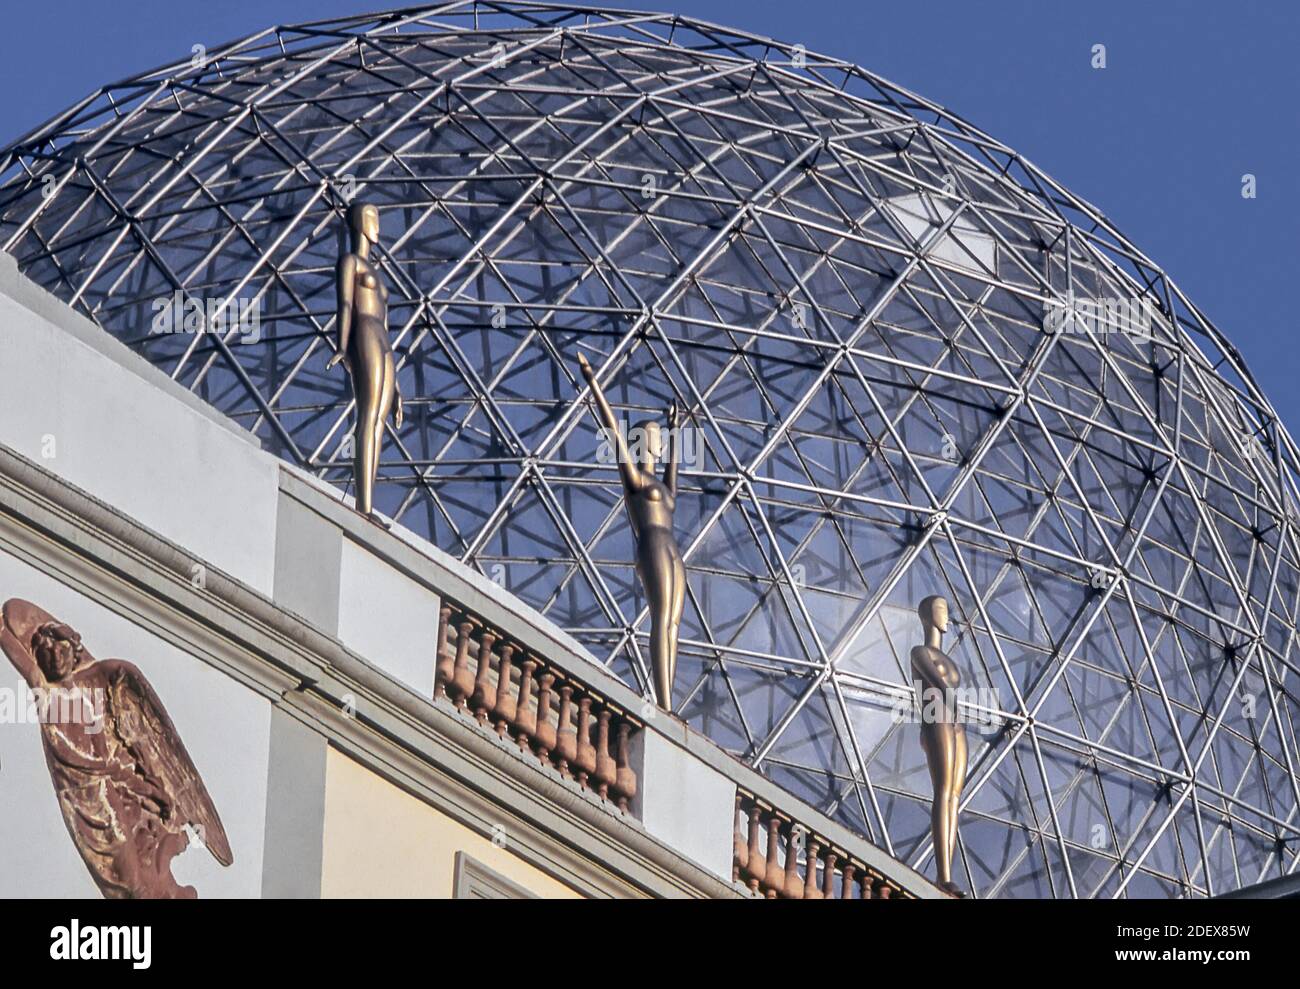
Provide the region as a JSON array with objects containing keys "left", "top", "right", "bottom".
[
  {"left": 663, "top": 400, "right": 680, "bottom": 496},
  {"left": 328, "top": 254, "right": 356, "bottom": 370},
  {"left": 0, "top": 626, "right": 41, "bottom": 689},
  {"left": 578, "top": 352, "right": 644, "bottom": 491}
]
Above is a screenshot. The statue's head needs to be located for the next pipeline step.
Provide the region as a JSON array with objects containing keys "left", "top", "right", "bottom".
[
  {"left": 918, "top": 595, "right": 950, "bottom": 635},
  {"left": 347, "top": 202, "right": 380, "bottom": 248},
  {"left": 32, "top": 621, "right": 84, "bottom": 682},
  {"left": 631, "top": 418, "right": 664, "bottom": 471}
]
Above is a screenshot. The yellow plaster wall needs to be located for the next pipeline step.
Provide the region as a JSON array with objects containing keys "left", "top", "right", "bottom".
[{"left": 319, "top": 745, "right": 581, "bottom": 898}]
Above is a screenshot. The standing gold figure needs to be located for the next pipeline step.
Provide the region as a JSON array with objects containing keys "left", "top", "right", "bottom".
[
  {"left": 577, "top": 352, "right": 686, "bottom": 709},
  {"left": 911, "top": 594, "right": 967, "bottom": 896},
  {"left": 328, "top": 202, "right": 403, "bottom": 518}
]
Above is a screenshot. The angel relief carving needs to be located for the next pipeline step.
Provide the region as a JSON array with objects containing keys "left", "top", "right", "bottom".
[{"left": 0, "top": 598, "right": 232, "bottom": 898}]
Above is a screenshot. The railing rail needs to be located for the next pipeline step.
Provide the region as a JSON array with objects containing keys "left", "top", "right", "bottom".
[
  {"left": 435, "top": 600, "right": 925, "bottom": 897},
  {"left": 436, "top": 600, "right": 641, "bottom": 812},
  {"left": 733, "top": 791, "right": 911, "bottom": 899}
]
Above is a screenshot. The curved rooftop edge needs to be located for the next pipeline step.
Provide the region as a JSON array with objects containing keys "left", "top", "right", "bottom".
[{"left": 0, "top": 250, "right": 942, "bottom": 898}]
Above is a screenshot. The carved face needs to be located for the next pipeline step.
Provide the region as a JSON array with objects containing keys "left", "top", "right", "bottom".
[
  {"left": 32, "top": 622, "right": 83, "bottom": 682},
  {"left": 919, "top": 594, "right": 950, "bottom": 635},
  {"left": 347, "top": 203, "right": 381, "bottom": 247},
  {"left": 359, "top": 204, "right": 380, "bottom": 243},
  {"left": 932, "top": 596, "right": 949, "bottom": 633}
]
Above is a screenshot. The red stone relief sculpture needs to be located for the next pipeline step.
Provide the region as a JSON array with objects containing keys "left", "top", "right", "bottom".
[{"left": 0, "top": 598, "right": 233, "bottom": 899}]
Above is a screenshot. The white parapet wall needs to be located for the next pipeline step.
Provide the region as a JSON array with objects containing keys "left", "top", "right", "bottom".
[{"left": 0, "top": 253, "right": 280, "bottom": 596}]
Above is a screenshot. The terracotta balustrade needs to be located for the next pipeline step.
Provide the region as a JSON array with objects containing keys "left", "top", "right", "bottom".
[
  {"left": 435, "top": 602, "right": 641, "bottom": 812},
  {"left": 732, "top": 792, "right": 909, "bottom": 899}
]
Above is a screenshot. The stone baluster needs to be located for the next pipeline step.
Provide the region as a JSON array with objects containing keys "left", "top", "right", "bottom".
[
  {"left": 447, "top": 619, "right": 477, "bottom": 712},
  {"left": 803, "top": 836, "right": 822, "bottom": 899},
  {"left": 741, "top": 804, "right": 764, "bottom": 893},
  {"left": 492, "top": 641, "right": 517, "bottom": 737},
  {"left": 434, "top": 604, "right": 453, "bottom": 699},
  {"left": 470, "top": 630, "right": 498, "bottom": 726},
  {"left": 613, "top": 720, "right": 636, "bottom": 813},
  {"left": 554, "top": 685, "right": 576, "bottom": 778},
  {"left": 512, "top": 658, "right": 538, "bottom": 747},
  {"left": 841, "top": 862, "right": 858, "bottom": 899},
  {"left": 594, "top": 710, "right": 617, "bottom": 800},
  {"left": 782, "top": 825, "right": 804, "bottom": 899},
  {"left": 534, "top": 674, "right": 557, "bottom": 762},
  {"left": 733, "top": 800, "right": 748, "bottom": 883},
  {"left": 762, "top": 816, "right": 785, "bottom": 898},
  {"left": 574, "top": 697, "right": 596, "bottom": 788},
  {"left": 822, "top": 852, "right": 838, "bottom": 898}
]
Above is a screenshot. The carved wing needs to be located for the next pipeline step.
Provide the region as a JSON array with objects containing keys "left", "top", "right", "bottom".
[{"left": 102, "top": 660, "right": 234, "bottom": 867}]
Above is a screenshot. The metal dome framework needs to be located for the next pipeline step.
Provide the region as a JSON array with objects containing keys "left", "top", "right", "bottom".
[{"left": 3, "top": 1, "right": 1300, "bottom": 899}]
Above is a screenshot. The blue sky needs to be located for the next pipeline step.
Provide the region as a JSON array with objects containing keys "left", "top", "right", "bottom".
[{"left": 3, "top": 0, "right": 1296, "bottom": 428}]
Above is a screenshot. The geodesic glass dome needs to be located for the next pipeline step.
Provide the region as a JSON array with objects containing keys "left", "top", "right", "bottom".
[{"left": 3, "top": 1, "right": 1299, "bottom": 899}]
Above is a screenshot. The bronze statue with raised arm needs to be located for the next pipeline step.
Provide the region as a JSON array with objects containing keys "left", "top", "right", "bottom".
[
  {"left": 911, "top": 594, "right": 967, "bottom": 896},
  {"left": 577, "top": 352, "right": 686, "bottom": 710},
  {"left": 328, "top": 201, "right": 403, "bottom": 519}
]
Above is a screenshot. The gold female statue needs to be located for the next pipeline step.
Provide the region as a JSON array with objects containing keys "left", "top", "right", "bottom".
[
  {"left": 577, "top": 352, "right": 685, "bottom": 709},
  {"left": 910, "top": 594, "right": 967, "bottom": 896},
  {"left": 328, "top": 202, "right": 403, "bottom": 518}
]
